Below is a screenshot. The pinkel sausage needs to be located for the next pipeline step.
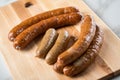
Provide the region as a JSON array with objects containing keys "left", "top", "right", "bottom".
[
  {"left": 45, "top": 30, "right": 69, "bottom": 65},
  {"left": 13, "top": 12, "right": 82, "bottom": 50},
  {"left": 36, "top": 28, "right": 58, "bottom": 58},
  {"left": 8, "top": 7, "right": 79, "bottom": 41},
  {"left": 63, "top": 26, "right": 103, "bottom": 76}
]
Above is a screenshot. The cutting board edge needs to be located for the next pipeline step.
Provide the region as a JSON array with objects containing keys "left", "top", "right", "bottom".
[{"left": 0, "top": 0, "right": 120, "bottom": 80}]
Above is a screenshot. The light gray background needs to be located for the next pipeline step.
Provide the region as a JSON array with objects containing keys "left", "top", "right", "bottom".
[{"left": 0, "top": 0, "right": 120, "bottom": 80}]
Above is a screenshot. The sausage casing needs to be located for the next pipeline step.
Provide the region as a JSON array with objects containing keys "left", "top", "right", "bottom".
[
  {"left": 8, "top": 7, "right": 78, "bottom": 41},
  {"left": 36, "top": 28, "right": 58, "bottom": 58},
  {"left": 13, "top": 12, "right": 82, "bottom": 50},
  {"left": 53, "top": 62, "right": 65, "bottom": 73},
  {"left": 45, "top": 30, "right": 69, "bottom": 65},
  {"left": 57, "top": 15, "right": 96, "bottom": 67},
  {"left": 63, "top": 26, "right": 103, "bottom": 76}
]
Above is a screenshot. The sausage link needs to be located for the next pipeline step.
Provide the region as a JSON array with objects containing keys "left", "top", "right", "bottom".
[
  {"left": 53, "top": 62, "right": 65, "bottom": 73},
  {"left": 8, "top": 7, "right": 79, "bottom": 41},
  {"left": 13, "top": 12, "right": 82, "bottom": 50},
  {"left": 45, "top": 30, "right": 69, "bottom": 65},
  {"left": 57, "top": 15, "right": 96, "bottom": 68},
  {"left": 36, "top": 28, "right": 58, "bottom": 58},
  {"left": 63, "top": 26, "right": 103, "bottom": 76}
]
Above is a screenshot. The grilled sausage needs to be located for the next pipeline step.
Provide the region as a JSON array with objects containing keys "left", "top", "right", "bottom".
[
  {"left": 63, "top": 26, "right": 103, "bottom": 76},
  {"left": 45, "top": 30, "right": 69, "bottom": 65},
  {"left": 56, "top": 15, "right": 96, "bottom": 70},
  {"left": 13, "top": 12, "right": 82, "bottom": 50},
  {"left": 36, "top": 28, "right": 58, "bottom": 58},
  {"left": 8, "top": 7, "right": 79, "bottom": 41}
]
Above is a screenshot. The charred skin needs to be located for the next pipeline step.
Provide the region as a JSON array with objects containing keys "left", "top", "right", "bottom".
[
  {"left": 36, "top": 28, "right": 58, "bottom": 58},
  {"left": 8, "top": 7, "right": 79, "bottom": 41},
  {"left": 45, "top": 30, "right": 69, "bottom": 65},
  {"left": 13, "top": 12, "right": 82, "bottom": 50},
  {"left": 56, "top": 15, "right": 96, "bottom": 71},
  {"left": 63, "top": 26, "right": 103, "bottom": 76}
]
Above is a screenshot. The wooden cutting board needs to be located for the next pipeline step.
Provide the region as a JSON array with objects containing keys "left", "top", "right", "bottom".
[{"left": 0, "top": 0, "right": 120, "bottom": 80}]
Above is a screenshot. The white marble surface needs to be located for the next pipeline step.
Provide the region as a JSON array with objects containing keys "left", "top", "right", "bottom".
[
  {"left": 0, "top": 0, "right": 120, "bottom": 80},
  {"left": 0, "top": 0, "right": 16, "bottom": 6},
  {"left": 84, "top": 0, "right": 120, "bottom": 38}
]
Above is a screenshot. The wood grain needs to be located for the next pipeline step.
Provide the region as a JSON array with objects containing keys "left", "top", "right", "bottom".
[{"left": 0, "top": 0, "right": 120, "bottom": 80}]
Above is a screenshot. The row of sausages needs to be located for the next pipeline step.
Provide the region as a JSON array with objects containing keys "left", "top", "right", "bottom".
[
  {"left": 36, "top": 28, "right": 70, "bottom": 65},
  {"left": 8, "top": 7, "right": 81, "bottom": 50},
  {"left": 8, "top": 7, "right": 103, "bottom": 76},
  {"left": 35, "top": 15, "right": 103, "bottom": 76}
]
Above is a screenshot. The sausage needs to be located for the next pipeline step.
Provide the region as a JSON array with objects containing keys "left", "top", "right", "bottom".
[
  {"left": 45, "top": 30, "right": 69, "bottom": 65},
  {"left": 36, "top": 28, "right": 58, "bottom": 58},
  {"left": 53, "top": 15, "right": 96, "bottom": 73},
  {"left": 56, "top": 15, "right": 96, "bottom": 72},
  {"left": 13, "top": 12, "right": 82, "bottom": 50},
  {"left": 53, "top": 36, "right": 77, "bottom": 73},
  {"left": 53, "top": 62, "right": 65, "bottom": 73},
  {"left": 63, "top": 26, "right": 104, "bottom": 76},
  {"left": 8, "top": 7, "right": 79, "bottom": 41}
]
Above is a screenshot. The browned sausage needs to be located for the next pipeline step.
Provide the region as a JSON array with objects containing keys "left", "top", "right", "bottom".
[
  {"left": 53, "top": 36, "right": 77, "bottom": 73},
  {"left": 45, "top": 30, "right": 69, "bottom": 65},
  {"left": 13, "top": 12, "right": 82, "bottom": 50},
  {"left": 53, "top": 62, "right": 65, "bottom": 73},
  {"left": 63, "top": 26, "right": 103, "bottom": 76},
  {"left": 36, "top": 28, "right": 58, "bottom": 58},
  {"left": 8, "top": 7, "right": 79, "bottom": 41},
  {"left": 56, "top": 15, "right": 96, "bottom": 69}
]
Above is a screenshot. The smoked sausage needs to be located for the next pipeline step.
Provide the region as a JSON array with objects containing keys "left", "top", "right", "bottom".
[
  {"left": 57, "top": 15, "right": 96, "bottom": 67},
  {"left": 13, "top": 12, "right": 82, "bottom": 50},
  {"left": 63, "top": 26, "right": 103, "bottom": 76},
  {"left": 8, "top": 7, "right": 78, "bottom": 41}
]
